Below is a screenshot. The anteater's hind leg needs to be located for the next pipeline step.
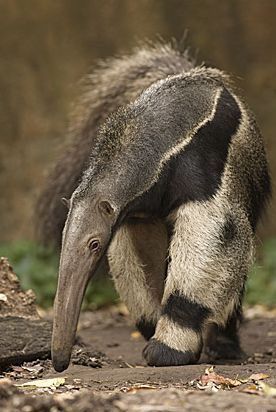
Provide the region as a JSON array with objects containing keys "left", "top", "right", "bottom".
[
  {"left": 204, "top": 300, "right": 246, "bottom": 361},
  {"left": 143, "top": 200, "right": 253, "bottom": 366},
  {"left": 107, "top": 218, "right": 168, "bottom": 340}
]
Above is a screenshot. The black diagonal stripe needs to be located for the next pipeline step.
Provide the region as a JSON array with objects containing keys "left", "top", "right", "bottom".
[{"left": 162, "top": 292, "right": 211, "bottom": 332}]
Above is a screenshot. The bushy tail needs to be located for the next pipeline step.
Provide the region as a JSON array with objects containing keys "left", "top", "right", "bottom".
[{"left": 35, "top": 42, "right": 194, "bottom": 247}]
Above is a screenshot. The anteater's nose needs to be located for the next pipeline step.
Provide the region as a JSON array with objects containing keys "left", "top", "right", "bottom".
[{"left": 51, "top": 349, "right": 71, "bottom": 372}]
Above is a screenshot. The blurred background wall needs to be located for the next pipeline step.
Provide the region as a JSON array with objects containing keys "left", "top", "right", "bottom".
[{"left": 1, "top": 0, "right": 275, "bottom": 243}]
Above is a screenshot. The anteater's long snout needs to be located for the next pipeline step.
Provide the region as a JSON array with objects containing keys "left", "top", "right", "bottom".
[
  {"left": 51, "top": 198, "right": 114, "bottom": 372},
  {"left": 51, "top": 261, "right": 91, "bottom": 372}
]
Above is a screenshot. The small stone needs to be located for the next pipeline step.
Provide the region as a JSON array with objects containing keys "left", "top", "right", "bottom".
[{"left": 0, "top": 293, "right": 7, "bottom": 302}]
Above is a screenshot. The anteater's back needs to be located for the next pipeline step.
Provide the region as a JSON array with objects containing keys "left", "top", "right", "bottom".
[{"left": 36, "top": 43, "right": 195, "bottom": 246}]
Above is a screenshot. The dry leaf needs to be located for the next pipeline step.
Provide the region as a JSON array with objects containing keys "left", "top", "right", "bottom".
[
  {"left": 16, "top": 377, "right": 66, "bottom": 390},
  {"left": 22, "top": 364, "right": 44, "bottom": 374},
  {"left": 131, "top": 331, "right": 141, "bottom": 339},
  {"left": 200, "top": 372, "right": 241, "bottom": 387},
  {"left": 197, "top": 381, "right": 219, "bottom": 391},
  {"left": 259, "top": 382, "right": 276, "bottom": 397},
  {"left": 199, "top": 366, "right": 269, "bottom": 390},
  {"left": 241, "top": 384, "right": 260, "bottom": 395},
  {"left": 11, "top": 366, "right": 24, "bottom": 373},
  {"left": 126, "top": 384, "right": 157, "bottom": 393},
  {"left": 204, "top": 365, "right": 214, "bottom": 375},
  {"left": 124, "top": 362, "right": 134, "bottom": 368},
  {"left": 248, "top": 373, "right": 269, "bottom": 381}
]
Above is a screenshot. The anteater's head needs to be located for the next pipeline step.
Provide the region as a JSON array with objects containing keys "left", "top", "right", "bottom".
[{"left": 51, "top": 192, "right": 118, "bottom": 372}]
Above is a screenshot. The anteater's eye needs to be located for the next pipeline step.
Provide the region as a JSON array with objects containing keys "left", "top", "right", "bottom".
[{"left": 88, "top": 239, "right": 101, "bottom": 253}]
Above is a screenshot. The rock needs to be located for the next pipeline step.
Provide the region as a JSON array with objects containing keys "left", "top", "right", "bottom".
[
  {"left": 0, "top": 258, "right": 52, "bottom": 367},
  {"left": 0, "top": 317, "right": 52, "bottom": 367},
  {"left": 0, "top": 258, "right": 38, "bottom": 319}
]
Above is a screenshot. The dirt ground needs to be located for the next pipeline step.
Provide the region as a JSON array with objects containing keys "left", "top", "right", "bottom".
[
  {"left": 0, "top": 306, "right": 276, "bottom": 411},
  {"left": 1, "top": 258, "right": 276, "bottom": 411}
]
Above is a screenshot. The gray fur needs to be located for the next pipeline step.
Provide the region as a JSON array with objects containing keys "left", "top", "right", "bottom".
[
  {"left": 46, "top": 42, "right": 270, "bottom": 370},
  {"left": 36, "top": 42, "right": 194, "bottom": 246},
  {"left": 77, "top": 70, "right": 223, "bottom": 206}
]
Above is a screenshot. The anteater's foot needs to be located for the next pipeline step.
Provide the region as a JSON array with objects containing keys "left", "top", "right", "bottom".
[
  {"left": 204, "top": 323, "right": 247, "bottom": 361},
  {"left": 204, "top": 337, "right": 247, "bottom": 361},
  {"left": 143, "top": 338, "right": 200, "bottom": 366}
]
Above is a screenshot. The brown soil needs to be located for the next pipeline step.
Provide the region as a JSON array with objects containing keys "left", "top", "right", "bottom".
[
  {"left": 1, "top": 259, "right": 276, "bottom": 410},
  {"left": 1, "top": 308, "right": 276, "bottom": 411}
]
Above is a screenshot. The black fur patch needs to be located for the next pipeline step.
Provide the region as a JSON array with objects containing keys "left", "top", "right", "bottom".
[
  {"left": 136, "top": 318, "right": 156, "bottom": 340},
  {"left": 220, "top": 213, "right": 237, "bottom": 244},
  {"left": 126, "top": 88, "right": 242, "bottom": 218},
  {"left": 143, "top": 338, "right": 200, "bottom": 366},
  {"left": 163, "top": 88, "right": 242, "bottom": 212},
  {"left": 125, "top": 87, "right": 271, "bottom": 233},
  {"left": 162, "top": 292, "right": 211, "bottom": 332}
]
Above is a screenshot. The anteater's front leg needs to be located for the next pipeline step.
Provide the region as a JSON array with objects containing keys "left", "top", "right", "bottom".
[
  {"left": 143, "top": 200, "right": 253, "bottom": 366},
  {"left": 108, "top": 218, "right": 168, "bottom": 340}
]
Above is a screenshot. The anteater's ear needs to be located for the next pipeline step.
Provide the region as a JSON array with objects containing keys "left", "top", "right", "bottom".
[
  {"left": 99, "top": 200, "right": 115, "bottom": 217},
  {"left": 61, "top": 197, "right": 70, "bottom": 209}
]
